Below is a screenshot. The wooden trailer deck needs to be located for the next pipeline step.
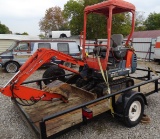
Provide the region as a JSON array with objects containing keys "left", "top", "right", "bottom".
[
  {"left": 133, "top": 79, "right": 158, "bottom": 94},
  {"left": 17, "top": 85, "right": 111, "bottom": 137},
  {"left": 13, "top": 77, "right": 160, "bottom": 139},
  {"left": 14, "top": 80, "right": 112, "bottom": 138}
]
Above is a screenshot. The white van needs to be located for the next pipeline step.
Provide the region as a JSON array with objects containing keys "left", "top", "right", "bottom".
[{"left": 0, "top": 40, "right": 81, "bottom": 73}]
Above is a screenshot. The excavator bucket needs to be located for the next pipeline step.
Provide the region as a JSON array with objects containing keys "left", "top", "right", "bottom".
[
  {"left": 43, "top": 80, "right": 71, "bottom": 99},
  {"left": 43, "top": 80, "right": 97, "bottom": 103}
]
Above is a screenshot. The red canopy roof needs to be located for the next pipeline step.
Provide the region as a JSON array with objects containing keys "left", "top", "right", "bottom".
[{"left": 84, "top": 0, "right": 135, "bottom": 15}]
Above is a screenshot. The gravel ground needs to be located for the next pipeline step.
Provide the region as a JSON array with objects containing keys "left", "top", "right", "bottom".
[{"left": 0, "top": 61, "right": 160, "bottom": 139}]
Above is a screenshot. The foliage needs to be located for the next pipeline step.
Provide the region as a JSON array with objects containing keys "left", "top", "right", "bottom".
[
  {"left": 21, "top": 32, "right": 28, "bottom": 35},
  {"left": 135, "top": 11, "right": 146, "bottom": 31},
  {"left": 64, "top": 0, "right": 107, "bottom": 39},
  {"left": 144, "top": 12, "right": 160, "bottom": 30},
  {"left": 39, "top": 6, "right": 69, "bottom": 36},
  {"left": 64, "top": 0, "right": 134, "bottom": 39},
  {"left": 0, "top": 23, "right": 11, "bottom": 34},
  {"left": 112, "top": 13, "right": 132, "bottom": 37},
  {"left": 15, "top": 33, "right": 21, "bottom": 35},
  {"left": 63, "top": 0, "right": 84, "bottom": 36},
  {"left": 38, "top": 33, "right": 45, "bottom": 39},
  {"left": 41, "top": 0, "right": 147, "bottom": 39},
  {"left": 15, "top": 32, "right": 29, "bottom": 35}
]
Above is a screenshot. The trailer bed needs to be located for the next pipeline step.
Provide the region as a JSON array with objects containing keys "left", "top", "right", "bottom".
[
  {"left": 133, "top": 79, "right": 157, "bottom": 94},
  {"left": 15, "top": 81, "right": 111, "bottom": 138},
  {"left": 13, "top": 77, "right": 160, "bottom": 139}
]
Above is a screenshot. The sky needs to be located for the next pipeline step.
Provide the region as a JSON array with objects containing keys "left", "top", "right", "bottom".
[{"left": 0, "top": 0, "right": 160, "bottom": 36}]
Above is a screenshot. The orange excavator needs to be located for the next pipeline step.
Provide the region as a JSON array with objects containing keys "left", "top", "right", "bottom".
[{"left": 0, "top": 0, "right": 136, "bottom": 104}]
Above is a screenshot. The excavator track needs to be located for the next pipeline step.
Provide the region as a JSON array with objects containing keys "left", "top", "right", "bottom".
[
  {"left": 76, "top": 77, "right": 134, "bottom": 98},
  {"left": 93, "top": 77, "right": 134, "bottom": 97}
]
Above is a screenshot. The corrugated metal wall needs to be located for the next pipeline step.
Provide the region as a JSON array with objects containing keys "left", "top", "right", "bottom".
[
  {"left": 0, "top": 40, "right": 15, "bottom": 53},
  {"left": 132, "top": 38, "right": 155, "bottom": 60}
]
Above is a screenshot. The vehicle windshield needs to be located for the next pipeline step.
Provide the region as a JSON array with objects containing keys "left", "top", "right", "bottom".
[{"left": 7, "top": 41, "right": 18, "bottom": 51}]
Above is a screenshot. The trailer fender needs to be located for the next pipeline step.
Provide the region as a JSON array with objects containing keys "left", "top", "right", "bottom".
[{"left": 114, "top": 90, "right": 147, "bottom": 114}]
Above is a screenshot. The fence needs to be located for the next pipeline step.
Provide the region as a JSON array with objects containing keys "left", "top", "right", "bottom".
[{"left": 132, "top": 38, "right": 156, "bottom": 61}]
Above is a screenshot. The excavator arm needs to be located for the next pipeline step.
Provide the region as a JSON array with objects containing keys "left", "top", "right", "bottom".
[{"left": 0, "top": 48, "right": 84, "bottom": 101}]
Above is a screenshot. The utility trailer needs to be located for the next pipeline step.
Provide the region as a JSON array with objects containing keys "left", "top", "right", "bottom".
[
  {"left": 12, "top": 68, "right": 160, "bottom": 139},
  {"left": 0, "top": 0, "right": 160, "bottom": 139}
]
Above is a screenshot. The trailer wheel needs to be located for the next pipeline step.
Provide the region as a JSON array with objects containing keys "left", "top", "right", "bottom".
[
  {"left": 42, "top": 66, "right": 65, "bottom": 85},
  {"left": 123, "top": 95, "right": 144, "bottom": 127},
  {"left": 5, "top": 62, "right": 20, "bottom": 73}
]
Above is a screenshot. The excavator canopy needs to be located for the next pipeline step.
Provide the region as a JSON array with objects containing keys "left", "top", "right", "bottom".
[
  {"left": 82, "top": 0, "right": 136, "bottom": 70},
  {"left": 84, "top": 0, "right": 135, "bottom": 15}
]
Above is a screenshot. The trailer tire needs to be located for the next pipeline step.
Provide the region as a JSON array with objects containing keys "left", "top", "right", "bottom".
[
  {"left": 5, "top": 61, "right": 20, "bottom": 73},
  {"left": 42, "top": 66, "right": 65, "bottom": 85},
  {"left": 123, "top": 95, "right": 144, "bottom": 127}
]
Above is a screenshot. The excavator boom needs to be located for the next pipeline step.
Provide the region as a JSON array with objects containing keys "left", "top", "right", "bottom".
[{"left": 0, "top": 48, "right": 84, "bottom": 101}]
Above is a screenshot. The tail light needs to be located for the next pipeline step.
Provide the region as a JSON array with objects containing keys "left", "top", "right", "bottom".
[{"left": 82, "top": 107, "right": 93, "bottom": 119}]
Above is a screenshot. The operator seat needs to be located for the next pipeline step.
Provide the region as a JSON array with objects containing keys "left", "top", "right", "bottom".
[
  {"left": 111, "top": 34, "right": 123, "bottom": 47},
  {"left": 111, "top": 34, "right": 127, "bottom": 59},
  {"left": 92, "top": 34, "right": 127, "bottom": 59}
]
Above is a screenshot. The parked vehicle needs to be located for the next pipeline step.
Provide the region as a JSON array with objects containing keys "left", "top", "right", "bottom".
[{"left": 0, "top": 40, "right": 81, "bottom": 73}]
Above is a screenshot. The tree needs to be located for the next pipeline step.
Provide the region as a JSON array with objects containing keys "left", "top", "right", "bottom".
[
  {"left": 63, "top": 0, "right": 107, "bottom": 38},
  {"left": 15, "top": 32, "right": 29, "bottom": 35},
  {"left": 112, "top": 13, "right": 132, "bottom": 37},
  {"left": 63, "top": 0, "right": 84, "bottom": 36},
  {"left": 39, "top": 6, "right": 69, "bottom": 36},
  {"left": 38, "top": 33, "right": 45, "bottom": 39},
  {"left": 135, "top": 11, "right": 146, "bottom": 31},
  {"left": 0, "top": 23, "right": 11, "bottom": 34},
  {"left": 144, "top": 12, "right": 160, "bottom": 30},
  {"left": 21, "top": 32, "right": 28, "bottom": 35}
]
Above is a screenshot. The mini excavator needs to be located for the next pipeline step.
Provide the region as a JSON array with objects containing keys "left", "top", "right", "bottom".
[{"left": 0, "top": 0, "right": 137, "bottom": 104}]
